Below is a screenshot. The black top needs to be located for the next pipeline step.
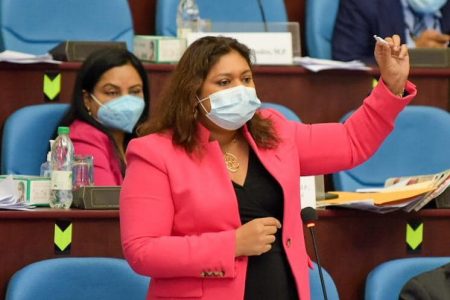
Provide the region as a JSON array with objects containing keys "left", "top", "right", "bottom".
[{"left": 233, "top": 150, "right": 298, "bottom": 300}]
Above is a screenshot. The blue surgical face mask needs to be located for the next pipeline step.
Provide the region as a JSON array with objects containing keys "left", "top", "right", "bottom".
[
  {"left": 407, "top": 0, "right": 446, "bottom": 14},
  {"left": 90, "top": 94, "right": 145, "bottom": 133},
  {"left": 197, "top": 85, "right": 261, "bottom": 130}
]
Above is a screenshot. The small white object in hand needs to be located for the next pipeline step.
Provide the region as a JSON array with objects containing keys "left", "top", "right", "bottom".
[{"left": 373, "top": 35, "right": 389, "bottom": 45}]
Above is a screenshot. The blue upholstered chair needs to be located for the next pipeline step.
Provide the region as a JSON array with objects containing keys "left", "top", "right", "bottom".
[
  {"left": 305, "top": 0, "right": 340, "bottom": 59},
  {"left": 1, "top": 103, "right": 69, "bottom": 175},
  {"left": 5, "top": 257, "right": 150, "bottom": 300},
  {"left": 309, "top": 262, "right": 340, "bottom": 300},
  {"left": 155, "top": 0, "right": 288, "bottom": 36},
  {"left": 365, "top": 257, "right": 450, "bottom": 300},
  {"left": 332, "top": 106, "right": 450, "bottom": 191},
  {"left": 0, "top": 0, "right": 134, "bottom": 54},
  {"left": 260, "top": 102, "right": 301, "bottom": 122}
]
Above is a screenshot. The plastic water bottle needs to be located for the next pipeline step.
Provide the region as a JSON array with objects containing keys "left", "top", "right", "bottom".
[
  {"left": 40, "top": 140, "right": 54, "bottom": 177},
  {"left": 49, "top": 127, "right": 74, "bottom": 209},
  {"left": 176, "top": 0, "right": 200, "bottom": 38}
]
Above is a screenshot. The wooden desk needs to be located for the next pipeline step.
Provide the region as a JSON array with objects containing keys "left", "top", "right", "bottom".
[
  {"left": 306, "top": 208, "right": 450, "bottom": 299},
  {"left": 1, "top": 62, "right": 449, "bottom": 131},
  {"left": 0, "top": 209, "right": 122, "bottom": 299},
  {"left": 1, "top": 208, "right": 449, "bottom": 299}
]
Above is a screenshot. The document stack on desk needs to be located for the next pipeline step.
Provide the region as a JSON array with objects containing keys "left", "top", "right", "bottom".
[
  {"left": 0, "top": 50, "right": 60, "bottom": 64},
  {"left": 318, "top": 169, "right": 450, "bottom": 213},
  {"left": 293, "top": 56, "right": 371, "bottom": 72}
]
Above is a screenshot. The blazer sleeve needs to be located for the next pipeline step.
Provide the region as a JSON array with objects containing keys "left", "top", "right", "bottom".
[
  {"left": 296, "top": 79, "right": 416, "bottom": 176},
  {"left": 120, "top": 138, "right": 237, "bottom": 279}
]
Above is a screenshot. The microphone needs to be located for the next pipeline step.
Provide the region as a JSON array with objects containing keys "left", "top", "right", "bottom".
[
  {"left": 301, "top": 207, "right": 328, "bottom": 300},
  {"left": 256, "top": 0, "right": 268, "bottom": 32}
]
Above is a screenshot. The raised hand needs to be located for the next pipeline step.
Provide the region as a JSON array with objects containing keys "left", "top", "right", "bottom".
[{"left": 374, "top": 34, "right": 410, "bottom": 96}]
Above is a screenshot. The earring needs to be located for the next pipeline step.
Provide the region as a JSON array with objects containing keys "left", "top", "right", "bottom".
[
  {"left": 193, "top": 104, "right": 199, "bottom": 119},
  {"left": 86, "top": 107, "right": 92, "bottom": 116}
]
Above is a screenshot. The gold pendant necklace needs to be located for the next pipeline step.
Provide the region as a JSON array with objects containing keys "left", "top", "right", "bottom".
[
  {"left": 222, "top": 137, "right": 240, "bottom": 173},
  {"left": 224, "top": 152, "right": 240, "bottom": 173}
]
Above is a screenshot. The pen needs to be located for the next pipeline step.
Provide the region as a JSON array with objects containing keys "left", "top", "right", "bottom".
[{"left": 373, "top": 35, "right": 389, "bottom": 45}]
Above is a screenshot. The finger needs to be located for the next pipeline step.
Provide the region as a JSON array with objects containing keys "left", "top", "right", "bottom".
[
  {"left": 261, "top": 244, "right": 272, "bottom": 254},
  {"left": 398, "top": 44, "right": 409, "bottom": 59},
  {"left": 391, "top": 34, "right": 401, "bottom": 47},
  {"left": 435, "top": 33, "right": 450, "bottom": 43},
  {"left": 385, "top": 35, "right": 401, "bottom": 53},
  {"left": 265, "top": 225, "right": 278, "bottom": 235},
  {"left": 265, "top": 234, "right": 276, "bottom": 244},
  {"left": 260, "top": 217, "right": 282, "bottom": 229},
  {"left": 384, "top": 37, "right": 401, "bottom": 57}
]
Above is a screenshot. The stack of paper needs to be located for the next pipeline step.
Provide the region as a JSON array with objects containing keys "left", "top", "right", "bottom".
[
  {"left": 317, "top": 185, "right": 434, "bottom": 214},
  {"left": 293, "top": 56, "right": 371, "bottom": 72},
  {"left": 0, "top": 50, "right": 61, "bottom": 64},
  {"left": 318, "top": 168, "right": 450, "bottom": 213}
]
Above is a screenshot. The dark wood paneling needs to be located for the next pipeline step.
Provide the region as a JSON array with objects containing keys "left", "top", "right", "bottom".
[{"left": 1, "top": 209, "right": 449, "bottom": 300}]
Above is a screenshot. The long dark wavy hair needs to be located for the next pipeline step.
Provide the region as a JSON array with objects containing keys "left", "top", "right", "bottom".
[
  {"left": 138, "top": 36, "right": 279, "bottom": 154},
  {"left": 59, "top": 47, "right": 150, "bottom": 174}
]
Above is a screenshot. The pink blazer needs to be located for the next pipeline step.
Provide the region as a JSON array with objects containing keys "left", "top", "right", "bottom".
[
  {"left": 70, "top": 120, "right": 123, "bottom": 186},
  {"left": 120, "top": 80, "right": 415, "bottom": 300}
]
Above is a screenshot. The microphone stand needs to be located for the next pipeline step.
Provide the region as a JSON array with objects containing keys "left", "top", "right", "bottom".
[
  {"left": 302, "top": 207, "right": 328, "bottom": 300},
  {"left": 307, "top": 223, "right": 328, "bottom": 300}
]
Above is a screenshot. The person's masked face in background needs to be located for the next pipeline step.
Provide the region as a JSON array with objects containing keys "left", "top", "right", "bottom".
[
  {"left": 407, "top": 0, "right": 447, "bottom": 14},
  {"left": 83, "top": 63, "right": 145, "bottom": 133}
]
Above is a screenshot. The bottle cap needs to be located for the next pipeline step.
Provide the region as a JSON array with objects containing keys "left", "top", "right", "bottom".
[{"left": 58, "top": 126, "right": 70, "bottom": 135}]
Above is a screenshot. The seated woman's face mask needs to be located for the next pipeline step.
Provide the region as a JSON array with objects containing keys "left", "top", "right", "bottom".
[
  {"left": 197, "top": 85, "right": 261, "bottom": 130},
  {"left": 407, "top": 0, "right": 447, "bottom": 14},
  {"left": 90, "top": 94, "right": 145, "bottom": 133}
]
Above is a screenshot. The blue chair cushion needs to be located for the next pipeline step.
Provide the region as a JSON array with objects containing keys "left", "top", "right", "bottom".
[
  {"left": 156, "top": 0, "right": 287, "bottom": 36},
  {"left": 1, "top": 0, "right": 134, "bottom": 54},
  {"left": 333, "top": 106, "right": 450, "bottom": 191},
  {"left": 5, "top": 257, "right": 150, "bottom": 300},
  {"left": 1, "top": 104, "right": 69, "bottom": 175}
]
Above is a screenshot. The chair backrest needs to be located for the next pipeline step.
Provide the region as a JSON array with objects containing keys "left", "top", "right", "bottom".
[
  {"left": 260, "top": 102, "right": 301, "bottom": 122},
  {"left": 1, "top": 103, "right": 69, "bottom": 175},
  {"left": 305, "top": 0, "right": 340, "bottom": 59},
  {"left": 365, "top": 257, "right": 450, "bottom": 300},
  {"left": 0, "top": 0, "right": 134, "bottom": 54},
  {"left": 332, "top": 105, "right": 450, "bottom": 191},
  {"left": 309, "top": 262, "right": 340, "bottom": 300},
  {"left": 155, "top": 0, "right": 288, "bottom": 36},
  {"left": 5, "top": 257, "right": 150, "bottom": 300}
]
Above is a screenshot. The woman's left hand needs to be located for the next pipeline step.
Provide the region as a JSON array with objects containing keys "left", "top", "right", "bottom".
[{"left": 374, "top": 34, "right": 410, "bottom": 96}]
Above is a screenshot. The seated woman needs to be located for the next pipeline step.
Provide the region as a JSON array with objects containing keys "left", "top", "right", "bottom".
[{"left": 59, "top": 47, "right": 150, "bottom": 185}]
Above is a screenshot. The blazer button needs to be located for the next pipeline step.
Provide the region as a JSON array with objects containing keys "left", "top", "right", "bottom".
[{"left": 286, "top": 238, "right": 292, "bottom": 248}]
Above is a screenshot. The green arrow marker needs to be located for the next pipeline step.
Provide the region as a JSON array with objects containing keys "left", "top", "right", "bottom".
[
  {"left": 406, "top": 223, "right": 423, "bottom": 250},
  {"left": 54, "top": 223, "right": 72, "bottom": 251},
  {"left": 43, "top": 73, "right": 61, "bottom": 100},
  {"left": 372, "top": 78, "right": 378, "bottom": 88}
]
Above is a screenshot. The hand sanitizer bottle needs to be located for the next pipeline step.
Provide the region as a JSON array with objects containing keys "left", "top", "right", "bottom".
[{"left": 40, "top": 140, "right": 54, "bottom": 177}]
